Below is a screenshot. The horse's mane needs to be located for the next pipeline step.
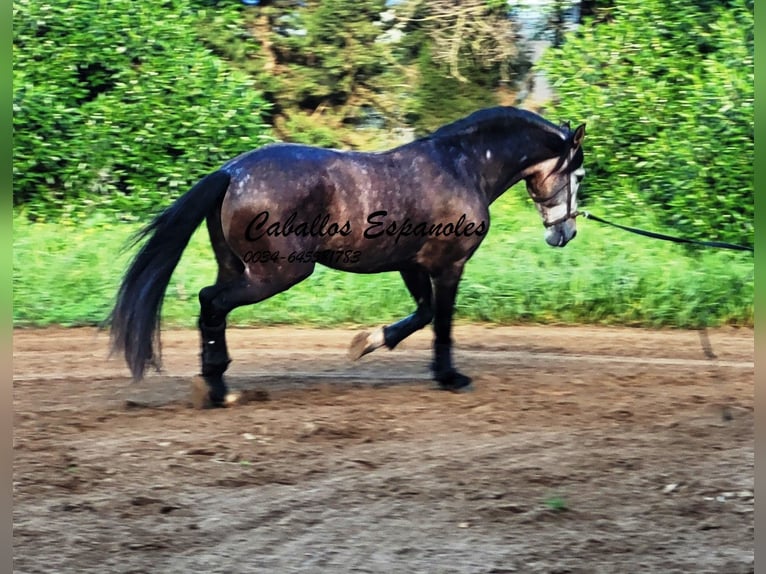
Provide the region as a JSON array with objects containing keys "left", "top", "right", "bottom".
[
  {"left": 424, "top": 106, "right": 581, "bottom": 174},
  {"left": 427, "top": 106, "right": 566, "bottom": 142}
]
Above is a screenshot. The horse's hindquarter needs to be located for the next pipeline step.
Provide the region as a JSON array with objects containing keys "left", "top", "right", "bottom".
[
  {"left": 220, "top": 143, "right": 490, "bottom": 275},
  {"left": 220, "top": 145, "right": 340, "bottom": 257}
]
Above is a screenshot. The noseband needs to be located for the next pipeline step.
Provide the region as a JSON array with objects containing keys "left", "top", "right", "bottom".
[{"left": 531, "top": 148, "right": 580, "bottom": 228}]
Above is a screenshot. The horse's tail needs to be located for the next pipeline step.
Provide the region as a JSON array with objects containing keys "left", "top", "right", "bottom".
[{"left": 108, "top": 170, "right": 231, "bottom": 381}]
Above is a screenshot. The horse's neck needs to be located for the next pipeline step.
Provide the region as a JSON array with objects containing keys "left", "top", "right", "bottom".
[
  {"left": 463, "top": 131, "right": 534, "bottom": 204},
  {"left": 424, "top": 125, "right": 553, "bottom": 203}
]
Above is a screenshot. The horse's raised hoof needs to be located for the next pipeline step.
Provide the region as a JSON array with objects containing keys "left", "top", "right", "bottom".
[
  {"left": 348, "top": 331, "right": 371, "bottom": 360},
  {"left": 434, "top": 370, "right": 473, "bottom": 393},
  {"left": 348, "top": 329, "right": 385, "bottom": 361}
]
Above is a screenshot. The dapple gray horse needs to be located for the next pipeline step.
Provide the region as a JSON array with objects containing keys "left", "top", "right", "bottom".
[{"left": 110, "top": 106, "right": 585, "bottom": 405}]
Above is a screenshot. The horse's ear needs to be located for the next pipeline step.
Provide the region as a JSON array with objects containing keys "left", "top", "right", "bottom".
[
  {"left": 560, "top": 120, "right": 571, "bottom": 130},
  {"left": 571, "top": 123, "right": 586, "bottom": 149}
]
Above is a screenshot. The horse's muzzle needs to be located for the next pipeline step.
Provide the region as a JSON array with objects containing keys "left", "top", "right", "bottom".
[{"left": 544, "top": 218, "right": 577, "bottom": 247}]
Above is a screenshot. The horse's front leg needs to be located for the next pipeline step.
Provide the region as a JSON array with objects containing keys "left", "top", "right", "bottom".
[
  {"left": 430, "top": 263, "right": 472, "bottom": 391},
  {"left": 348, "top": 267, "right": 433, "bottom": 360}
]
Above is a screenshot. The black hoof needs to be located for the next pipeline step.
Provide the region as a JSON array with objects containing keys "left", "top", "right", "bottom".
[
  {"left": 434, "top": 370, "right": 473, "bottom": 392},
  {"left": 208, "top": 391, "right": 227, "bottom": 408}
]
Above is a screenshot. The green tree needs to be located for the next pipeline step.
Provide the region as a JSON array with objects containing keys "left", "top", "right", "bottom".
[
  {"left": 395, "top": 0, "right": 530, "bottom": 133},
  {"left": 199, "top": 0, "right": 402, "bottom": 147},
  {"left": 540, "top": 0, "right": 753, "bottom": 246},
  {"left": 407, "top": 45, "right": 500, "bottom": 134},
  {"left": 13, "top": 0, "right": 272, "bottom": 219},
  {"left": 196, "top": 0, "right": 532, "bottom": 145}
]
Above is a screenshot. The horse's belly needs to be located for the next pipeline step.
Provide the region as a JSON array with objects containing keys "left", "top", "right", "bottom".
[{"left": 316, "top": 243, "right": 421, "bottom": 274}]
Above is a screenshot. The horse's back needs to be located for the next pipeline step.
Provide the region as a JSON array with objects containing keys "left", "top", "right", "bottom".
[
  {"left": 223, "top": 143, "right": 337, "bottom": 187},
  {"left": 220, "top": 142, "right": 411, "bottom": 208}
]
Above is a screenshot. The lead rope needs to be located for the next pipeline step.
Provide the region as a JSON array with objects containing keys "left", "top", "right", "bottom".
[
  {"left": 577, "top": 209, "right": 749, "bottom": 422},
  {"left": 578, "top": 211, "right": 753, "bottom": 252}
]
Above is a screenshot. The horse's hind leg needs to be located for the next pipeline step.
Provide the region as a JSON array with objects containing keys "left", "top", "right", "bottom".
[
  {"left": 196, "top": 263, "right": 313, "bottom": 407},
  {"left": 196, "top": 281, "right": 237, "bottom": 408},
  {"left": 193, "top": 210, "right": 243, "bottom": 407},
  {"left": 349, "top": 267, "right": 433, "bottom": 360},
  {"left": 196, "top": 211, "right": 313, "bottom": 407}
]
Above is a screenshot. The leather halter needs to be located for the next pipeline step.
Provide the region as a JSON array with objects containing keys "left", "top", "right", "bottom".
[{"left": 531, "top": 148, "right": 580, "bottom": 228}]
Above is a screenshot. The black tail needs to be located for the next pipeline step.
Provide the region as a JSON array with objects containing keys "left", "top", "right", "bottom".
[{"left": 109, "top": 171, "right": 231, "bottom": 380}]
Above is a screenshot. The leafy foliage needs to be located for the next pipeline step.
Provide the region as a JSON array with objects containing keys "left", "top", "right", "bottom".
[
  {"left": 406, "top": 45, "right": 501, "bottom": 134},
  {"left": 193, "top": 0, "right": 404, "bottom": 147},
  {"left": 539, "top": 0, "right": 753, "bottom": 247},
  {"left": 267, "top": 0, "right": 389, "bottom": 110},
  {"left": 13, "top": 0, "right": 273, "bottom": 219}
]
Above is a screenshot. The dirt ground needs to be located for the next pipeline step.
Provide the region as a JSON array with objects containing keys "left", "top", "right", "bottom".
[{"left": 13, "top": 325, "right": 754, "bottom": 573}]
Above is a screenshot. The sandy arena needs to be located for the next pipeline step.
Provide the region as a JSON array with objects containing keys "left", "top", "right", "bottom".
[{"left": 13, "top": 325, "right": 754, "bottom": 573}]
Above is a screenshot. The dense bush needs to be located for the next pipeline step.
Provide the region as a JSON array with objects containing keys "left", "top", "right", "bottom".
[
  {"left": 540, "top": 0, "right": 753, "bottom": 248},
  {"left": 13, "top": 0, "right": 273, "bottom": 219}
]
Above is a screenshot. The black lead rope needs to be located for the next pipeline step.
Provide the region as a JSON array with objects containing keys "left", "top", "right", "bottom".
[{"left": 579, "top": 211, "right": 754, "bottom": 252}]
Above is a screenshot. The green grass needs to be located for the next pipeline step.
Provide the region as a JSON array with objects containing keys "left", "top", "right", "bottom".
[{"left": 12, "top": 186, "right": 754, "bottom": 329}]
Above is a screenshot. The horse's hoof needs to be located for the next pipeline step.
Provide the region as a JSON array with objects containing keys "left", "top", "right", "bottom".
[
  {"left": 226, "top": 389, "right": 271, "bottom": 406},
  {"left": 190, "top": 375, "right": 227, "bottom": 409},
  {"left": 434, "top": 370, "right": 473, "bottom": 393},
  {"left": 349, "top": 327, "right": 387, "bottom": 361},
  {"left": 224, "top": 392, "right": 243, "bottom": 407},
  {"left": 348, "top": 331, "right": 370, "bottom": 360},
  {"left": 349, "top": 330, "right": 385, "bottom": 361}
]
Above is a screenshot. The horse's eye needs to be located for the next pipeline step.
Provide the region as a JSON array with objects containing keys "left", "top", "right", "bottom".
[{"left": 576, "top": 174, "right": 584, "bottom": 184}]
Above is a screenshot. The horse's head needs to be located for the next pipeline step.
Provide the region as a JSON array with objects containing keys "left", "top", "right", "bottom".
[{"left": 524, "top": 123, "right": 586, "bottom": 247}]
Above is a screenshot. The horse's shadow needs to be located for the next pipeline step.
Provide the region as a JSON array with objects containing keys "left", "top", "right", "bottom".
[{"left": 122, "top": 369, "right": 435, "bottom": 411}]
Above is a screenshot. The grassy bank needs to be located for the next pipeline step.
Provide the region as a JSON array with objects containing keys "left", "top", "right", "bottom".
[{"left": 13, "top": 189, "right": 753, "bottom": 329}]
